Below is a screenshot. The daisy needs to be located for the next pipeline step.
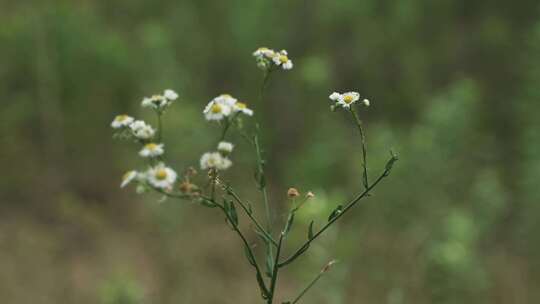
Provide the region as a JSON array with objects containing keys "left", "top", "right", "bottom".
[
  {"left": 111, "top": 114, "right": 134, "bottom": 129},
  {"left": 147, "top": 163, "right": 177, "bottom": 189},
  {"left": 272, "top": 50, "right": 293, "bottom": 70},
  {"left": 200, "top": 152, "right": 232, "bottom": 171},
  {"left": 203, "top": 100, "right": 232, "bottom": 121},
  {"left": 139, "top": 143, "right": 164, "bottom": 158},
  {"left": 217, "top": 141, "right": 234, "bottom": 154},
  {"left": 120, "top": 170, "right": 138, "bottom": 188},
  {"left": 141, "top": 89, "right": 179, "bottom": 110},
  {"left": 130, "top": 120, "right": 155, "bottom": 139},
  {"left": 329, "top": 91, "right": 361, "bottom": 109},
  {"left": 253, "top": 47, "right": 276, "bottom": 59},
  {"left": 142, "top": 94, "right": 167, "bottom": 109},
  {"left": 214, "top": 94, "right": 238, "bottom": 107},
  {"left": 232, "top": 101, "right": 254, "bottom": 116},
  {"left": 163, "top": 89, "right": 178, "bottom": 101}
]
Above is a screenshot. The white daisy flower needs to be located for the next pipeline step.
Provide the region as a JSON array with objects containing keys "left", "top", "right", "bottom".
[
  {"left": 253, "top": 47, "right": 276, "bottom": 59},
  {"left": 214, "top": 94, "right": 238, "bottom": 107},
  {"left": 272, "top": 50, "right": 293, "bottom": 70},
  {"left": 111, "top": 114, "right": 134, "bottom": 129},
  {"left": 141, "top": 89, "right": 178, "bottom": 110},
  {"left": 139, "top": 143, "right": 164, "bottom": 158},
  {"left": 329, "top": 92, "right": 341, "bottom": 102},
  {"left": 200, "top": 152, "right": 232, "bottom": 171},
  {"left": 120, "top": 170, "right": 138, "bottom": 188},
  {"left": 130, "top": 120, "right": 155, "bottom": 139},
  {"left": 232, "top": 101, "right": 254, "bottom": 116},
  {"left": 217, "top": 141, "right": 234, "bottom": 154},
  {"left": 203, "top": 100, "right": 232, "bottom": 121},
  {"left": 331, "top": 91, "right": 361, "bottom": 108},
  {"left": 142, "top": 94, "right": 167, "bottom": 109},
  {"left": 147, "top": 164, "right": 177, "bottom": 189},
  {"left": 164, "top": 89, "right": 178, "bottom": 101}
]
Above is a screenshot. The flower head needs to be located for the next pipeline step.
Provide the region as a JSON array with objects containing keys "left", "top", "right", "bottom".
[
  {"left": 147, "top": 163, "right": 177, "bottom": 189},
  {"left": 139, "top": 143, "right": 164, "bottom": 158},
  {"left": 272, "top": 50, "right": 293, "bottom": 70},
  {"left": 217, "top": 141, "right": 234, "bottom": 154},
  {"left": 253, "top": 47, "right": 293, "bottom": 71},
  {"left": 120, "top": 170, "right": 138, "bottom": 188},
  {"left": 142, "top": 89, "right": 178, "bottom": 110},
  {"left": 130, "top": 120, "right": 155, "bottom": 139},
  {"left": 329, "top": 91, "right": 363, "bottom": 109},
  {"left": 203, "top": 100, "right": 232, "bottom": 121},
  {"left": 200, "top": 152, "right": 232, "bottom": 171},
  {"left": 111, "top": 115, "right": 134, "bottom": 129}
]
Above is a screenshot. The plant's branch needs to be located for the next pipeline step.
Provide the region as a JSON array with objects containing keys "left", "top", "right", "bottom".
[
  {"left": 289, "top": 261, "right": 337, "bottom": 304},
  {"left": 267, "top": 232, "right": 284, "bottom": 304},
  {"left": 223, "top": 184, "right": 279, "bottom": 247},
  {"left": 349, "top": 107, "right": 368, "bottom": 189},
  {"left": 216, "top": 202, "right": 270, "bottom": 298},
  {"left": 278, "top": 155, "right": 398, "bottom": 267},
  {"left": 156, "top": 111, "right": 163, "bottom": 142}
]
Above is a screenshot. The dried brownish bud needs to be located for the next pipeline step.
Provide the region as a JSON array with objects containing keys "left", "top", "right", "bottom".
[
  {"left": 321, "top": 260, "right": 338, "bottom": 273},
  {"left": 179, "top": 181, "right": 195, "bottom": 193},
  {"left": 287, "top": 187, "right": 300, "bottom": 198},
  {"left": 185, "top": 166, "right": 198, "bottom": 177}
]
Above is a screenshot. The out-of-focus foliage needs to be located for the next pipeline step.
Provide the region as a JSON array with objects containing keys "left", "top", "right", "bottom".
[{"left": 1, "top": 0, "right": 539, "bottom": 303}]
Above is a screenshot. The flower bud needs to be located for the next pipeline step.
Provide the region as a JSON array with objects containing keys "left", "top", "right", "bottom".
[
  {"left": 306, "top": 191, "right": 315, "bottom": 199},
  {"left": 287, "top": 187, "right": 300, "bottom": 198}
]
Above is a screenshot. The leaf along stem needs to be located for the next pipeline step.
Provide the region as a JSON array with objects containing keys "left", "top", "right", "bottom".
[{"left": 278, "top": 156, "right": 397, "bottom": 267}]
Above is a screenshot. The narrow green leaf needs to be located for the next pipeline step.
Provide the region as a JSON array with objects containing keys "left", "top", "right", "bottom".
[
  {"left": 284, "top": 212, "right": 295, "bottom": 235},
  {"left": 265, "top": 246, "right": 274, "bottom": 278},
  {"left": 254, "top": 227, "right": 271, "bottom": 245},
  {"left": 243, "top": 245, "right": 256, "bottom": 266},
  {"left": 200, "top": 199, "right": 217, "bottom": 208},
  {"left": 328, "top": 205, "right": 343, "bottom": 222},
  {"left": 229, "top": 201, "right": 238, "bottom": 227},
  {"left": 308, "top": 220, "right": 315, "bottom": 240}
]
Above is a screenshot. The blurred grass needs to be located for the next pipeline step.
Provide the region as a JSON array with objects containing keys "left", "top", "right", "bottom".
[{"left": 1, "top": 0, "right": 540, "bottom": 303}]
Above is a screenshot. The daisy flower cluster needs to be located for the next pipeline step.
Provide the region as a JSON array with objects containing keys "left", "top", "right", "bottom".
[
  {"left": 203, "top": 94, "right": 253, "bottom": 121},
  {"left": 253, "top": 47, "right": 293, "bottom": 71},
  {"left": 329, "top": 91, "right": 370, "bottom": 110},
  {"left": 141, "top": 89, "right": 179, "bottom": 112},
  {"left": 200, "top": 141, "right": 234, "bottom": 171},
  {"left": 111, "top": 90, "right": 179, "bottom": 191}
]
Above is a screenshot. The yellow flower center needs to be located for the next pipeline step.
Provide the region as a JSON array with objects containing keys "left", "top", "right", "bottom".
[
  {"left": 279, "top": 55, "right": 288, "bottom": 63},
  {"left": 155, "top": 169, "right": 168, "bottom": 180},
  {"left": 343, "top": 95, "right": 354, "bottom": 103},
  {"left": 236, "top": 102, "right": 247, "bottom": 109},
  {"left": 211, "top": 104, "right": 222, "bottom": 114},
  {"left": 145, "top": 143, "right": 158, "bottom": 151},
  {"left": 116, "top": 115, "right": 128, "bottom": 122}
]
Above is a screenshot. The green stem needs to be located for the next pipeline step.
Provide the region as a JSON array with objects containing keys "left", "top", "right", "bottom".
[
  {"left": 350, "top": 107, "right": 369, "bottom": 189},
  {"left": 278, "top": 157, "right": 396, "bottom": 267},
  {"left": 225, "top": 185, "right": 278, "bottom": 247},
  {"left": 267, "top": 233, "right": 284, "bottom": 304},
  {"left": 216, "top": 203, "right": 270, "bottom": 298},
  {"left": 291, "top": 271, "right": 325, "bottom": 304},
  {"left": 156, "top": 111, "right": 163, "bottom": 142}
]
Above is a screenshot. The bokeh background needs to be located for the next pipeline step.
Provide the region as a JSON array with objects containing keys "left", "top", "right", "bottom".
[{"left": 2, "top": 1, "right": 540, "bottom": 303}]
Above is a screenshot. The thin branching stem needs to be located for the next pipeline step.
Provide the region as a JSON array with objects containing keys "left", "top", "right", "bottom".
[
  {"left": 349, "top": 107, "right": 369, "bottom": 189},
  {"left": 224, "top": 184, "right": 278, "bottom": 246},
  {"left": 216, "top": 202, "right": 270, "bottom": 298},
  {"left": 267, "top": 233, "right": 284, "bottom": 304},
  {"left": 290, "top": 269, "right": 327, "bottom": 304},
  {"left": 278, "top": 157, "right": 397, "bottom": 267}
]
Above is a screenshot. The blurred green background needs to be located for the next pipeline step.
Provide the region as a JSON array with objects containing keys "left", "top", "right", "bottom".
[{"left": 2, "top": 0, "right": 540, "bottom": 303}]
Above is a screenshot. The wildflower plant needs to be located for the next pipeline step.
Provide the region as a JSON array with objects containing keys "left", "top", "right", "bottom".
[{"left": 110, "top": 47, "right": 398, "bottom": 304}]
